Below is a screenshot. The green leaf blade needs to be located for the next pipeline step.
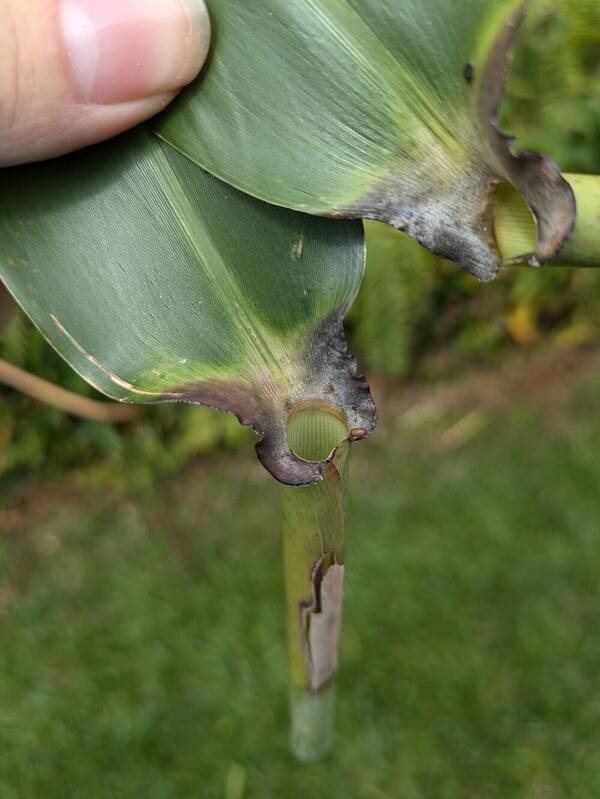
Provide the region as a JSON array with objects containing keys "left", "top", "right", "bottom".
[
  {"left": 157, "top": 0, "right": 575, "bottom": 282},
  {"left": 0, "top": 129, "right": 376, "bottom": 485}
]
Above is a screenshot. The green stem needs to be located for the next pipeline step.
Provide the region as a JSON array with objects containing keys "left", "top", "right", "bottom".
[
  {"left": 281, "top": 408, "right": 350, "bottom": 762},
  {"left": 494, "top": 174, "right": 600, "bottom": 267}
]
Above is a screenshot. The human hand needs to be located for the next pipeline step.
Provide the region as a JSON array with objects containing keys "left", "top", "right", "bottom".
[{"left": 0, "top": 0, "right": 210, "bottom": 166}]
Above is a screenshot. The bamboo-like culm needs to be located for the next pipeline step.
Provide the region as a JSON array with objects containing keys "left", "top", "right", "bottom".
[{"left": 281, "top": 408, "right": 350, "bottom": 761}]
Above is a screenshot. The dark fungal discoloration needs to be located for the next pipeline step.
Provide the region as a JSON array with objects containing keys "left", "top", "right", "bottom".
[
  {"left": 343, "top": 168, "right": 502, "bottom": 282},
  {"left": 340, "top": 3, "right": 575, "bottom": 282},
  {"left": 164, "top": 309, "right": 377, "bottom": 487}
]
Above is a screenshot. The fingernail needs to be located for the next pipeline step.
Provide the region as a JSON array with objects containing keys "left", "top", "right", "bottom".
[{"left": 61, "top": 0, "right": 210, "bottom": 105}]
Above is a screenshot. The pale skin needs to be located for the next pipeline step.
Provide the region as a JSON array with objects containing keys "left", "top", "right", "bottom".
[{"left": 0, "top": 0, "right": 211, "bottom": 166}]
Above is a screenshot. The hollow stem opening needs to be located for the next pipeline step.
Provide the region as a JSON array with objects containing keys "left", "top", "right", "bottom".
[
  {"left": 494, "top": 174, "right": 600, "bottom": 268},
  {"left": 287, "top": 406, "right": 349, "bottom": 462}
]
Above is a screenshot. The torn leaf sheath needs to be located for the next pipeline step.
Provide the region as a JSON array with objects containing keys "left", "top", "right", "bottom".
[
  {"left": 0, "top": 129, "right": 375, "bottom": 487},
  {"left": 157, "top": 0, "right": 575, "bottom": 282},
  {"left": 301, "top": 557, "right": 345, "bottom": 693}
]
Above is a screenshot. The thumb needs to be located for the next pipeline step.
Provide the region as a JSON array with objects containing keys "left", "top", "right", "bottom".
[{"left": 0, "top": 0, "right": 210, "bottom": 166}]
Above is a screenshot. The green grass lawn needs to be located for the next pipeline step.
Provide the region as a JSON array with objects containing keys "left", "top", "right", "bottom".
[{"left": 1, "top": 353, "right": 600, "bottom": 798}]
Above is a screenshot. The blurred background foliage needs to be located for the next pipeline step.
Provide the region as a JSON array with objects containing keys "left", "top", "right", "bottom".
[
  {"left": 1, "top": 2, "right": 600, "bottom": 795},
  {"left": 0, "top": 0, "right": 599, "bottom": 486}
]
